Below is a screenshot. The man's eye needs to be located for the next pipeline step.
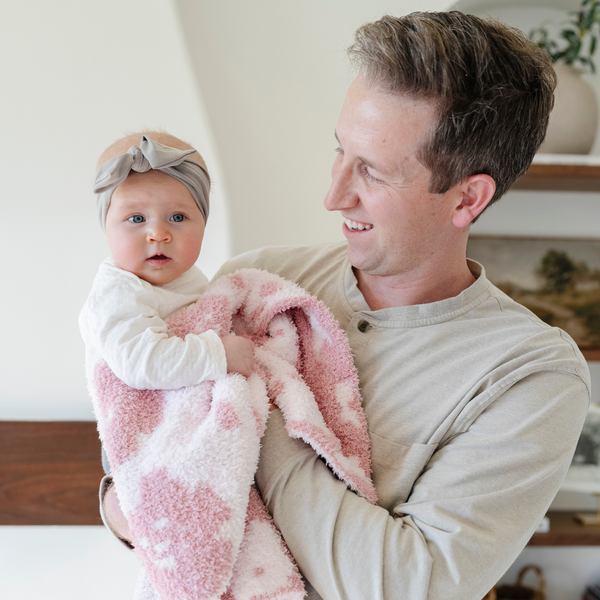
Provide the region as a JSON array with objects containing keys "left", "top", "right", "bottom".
[
  {"left": 128, "top": 215, "right": 145, "bottom": 223},
  {"left": 170, "top": 214, "right": 186, "bottom": 222},
  {"left": 362, "top": 165, "right": 383, "bottom": 184}
]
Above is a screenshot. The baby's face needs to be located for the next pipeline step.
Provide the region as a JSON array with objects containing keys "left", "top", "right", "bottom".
[{"left": 105, "top": 170, "right": 205, "bottom": 285}]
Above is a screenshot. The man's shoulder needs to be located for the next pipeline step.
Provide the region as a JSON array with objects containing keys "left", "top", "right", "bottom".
[
  {"left": 480, "top": 281, "right": 590, "bottom": 379},
  {"left": 214, "top": 241, "right": 348, "bottom": 282}
]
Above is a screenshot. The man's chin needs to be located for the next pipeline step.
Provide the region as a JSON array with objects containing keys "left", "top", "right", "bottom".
[{"left": 346, "top": 246, "right": 377, "bottom": 275}]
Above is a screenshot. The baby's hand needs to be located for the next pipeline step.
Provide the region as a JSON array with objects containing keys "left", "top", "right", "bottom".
[{"left": 221, "top": 335, "right": 254, "bottom": 377}]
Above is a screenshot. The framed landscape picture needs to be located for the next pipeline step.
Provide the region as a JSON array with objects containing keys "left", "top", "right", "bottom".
[
  {"left": 561, "top": 403, "right": 600, "bottom": 495},
  {"left": 466, "top": 235, "right": 600, "bottom": 358}
]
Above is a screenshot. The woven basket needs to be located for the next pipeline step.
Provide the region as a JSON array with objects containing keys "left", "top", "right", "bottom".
[
  {"left": 482, "top": 587, "right": 497, "bottom": 600},
  {"left": 495, "top": 565, "right": 545, "bottom": 600}
]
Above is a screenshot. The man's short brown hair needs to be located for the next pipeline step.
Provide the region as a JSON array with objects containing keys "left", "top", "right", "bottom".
[{"left": 348, "top": 12, "right": 556, "bottom": 215}]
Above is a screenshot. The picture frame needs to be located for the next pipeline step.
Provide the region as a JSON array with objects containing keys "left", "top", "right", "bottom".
[
  {"left": 466, "top": 235, "right": 600, "bottom": 359},
  {"left": 561, "top": 403, "right": 600, "bottom": 496}
]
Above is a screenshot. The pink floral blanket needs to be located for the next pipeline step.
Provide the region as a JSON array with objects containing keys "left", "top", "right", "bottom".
[{"left": 90, "top": 268, "right": 377, "bottom": 600}]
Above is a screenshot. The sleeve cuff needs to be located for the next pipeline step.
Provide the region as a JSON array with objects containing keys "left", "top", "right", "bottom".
[{"left": 201, "top": 329, "right": 228, "bottom": 380}]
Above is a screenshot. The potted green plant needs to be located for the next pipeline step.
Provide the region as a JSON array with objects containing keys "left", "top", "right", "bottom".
[
  {"left": 529, "top": 0, "right": 600, "bottom": 154},
  {"left": 530, "top": 0, "right": 600, "bottom": 73}
]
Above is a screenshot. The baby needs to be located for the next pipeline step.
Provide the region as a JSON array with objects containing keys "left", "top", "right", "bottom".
[
  {"left": 80, "top": 132, "right": 254, "bottom": 392},
  {"left": 80, "top": 132, "right": 254, "bottom": 544}
]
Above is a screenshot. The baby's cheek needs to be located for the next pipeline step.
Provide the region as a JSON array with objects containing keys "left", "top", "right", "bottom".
[{"left": 181, "top": 231, "right": 204, "bottom": 266}]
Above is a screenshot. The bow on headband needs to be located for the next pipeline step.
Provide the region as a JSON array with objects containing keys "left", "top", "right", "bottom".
[{"left": 92, "top": 135, "right": 210, "bottom": 230}]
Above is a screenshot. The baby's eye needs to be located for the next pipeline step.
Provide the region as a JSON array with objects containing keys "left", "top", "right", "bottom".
[
  {"left": 170, "top": 214, "right": 186, "bottom": 222},
  {"left": 128, "top": 215, "right": 145, "bottom": 223}
]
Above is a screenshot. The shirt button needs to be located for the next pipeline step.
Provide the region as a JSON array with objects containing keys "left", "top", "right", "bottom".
[{"left": 357, "top": 319, "right": 371, "bottom": 333}]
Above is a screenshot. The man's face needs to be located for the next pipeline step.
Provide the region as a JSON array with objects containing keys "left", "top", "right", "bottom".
[
  {"left": 105, "top": 170, "right": 205, "bottom": 285},
  {"left": 324, "top": 77, "right": 460, "bottom": 280}
]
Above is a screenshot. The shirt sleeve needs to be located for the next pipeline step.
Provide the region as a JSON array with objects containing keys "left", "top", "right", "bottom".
[
  {"left": 82, "top": 276, "right": 227, "bottom": 390},
  {"left": 256, "top": 370, "right": 589, "bottom": 600}
]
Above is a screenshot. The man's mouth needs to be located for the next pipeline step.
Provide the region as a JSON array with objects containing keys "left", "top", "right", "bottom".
[{"left": 344, "top": 218, "right": 373, "bottom": 231}]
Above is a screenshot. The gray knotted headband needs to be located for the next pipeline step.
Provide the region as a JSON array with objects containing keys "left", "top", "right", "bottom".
[{"left": 92, "top": 135, "right": 210, "bottom": 230}]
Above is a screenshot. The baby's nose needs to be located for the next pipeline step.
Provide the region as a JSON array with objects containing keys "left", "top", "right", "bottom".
[{"left": 146, "top": 228, "right": 172, "bottom": 243}]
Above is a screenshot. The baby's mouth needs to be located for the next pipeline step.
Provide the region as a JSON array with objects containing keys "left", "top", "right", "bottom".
[{"left": 147, "top": 254, "right": 171, "bottom": 263}]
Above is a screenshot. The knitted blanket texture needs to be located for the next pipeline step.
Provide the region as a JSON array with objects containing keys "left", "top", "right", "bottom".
[{"left": 89, "top": 268, "right": 377, "bottom": 600}]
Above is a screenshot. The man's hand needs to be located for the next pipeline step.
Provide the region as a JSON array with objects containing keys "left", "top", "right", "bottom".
[
  {"left": 103, "top": 480, "right": 131, "bottom": 543},
  {"left": 221, "top": 335, "right": 255, "bottom": 377}
]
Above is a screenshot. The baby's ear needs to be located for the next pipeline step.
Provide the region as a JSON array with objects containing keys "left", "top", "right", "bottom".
[{"left": 451, "top": 174, "right": 495, "bottom": 228}]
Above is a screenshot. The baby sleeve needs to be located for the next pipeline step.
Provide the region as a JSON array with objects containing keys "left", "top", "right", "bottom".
[{"left": 80, "top": 271, "right": 227, "bottom": 390}]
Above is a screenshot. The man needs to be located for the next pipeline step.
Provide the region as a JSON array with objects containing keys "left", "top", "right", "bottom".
[
  {"left": 214, "top": 11, "right": 589, "bottom": 600},
  {"left": 105, "top": 11, "right": 590, "bottom": 599}
]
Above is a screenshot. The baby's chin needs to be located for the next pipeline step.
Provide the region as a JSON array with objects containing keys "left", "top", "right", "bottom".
[{"left": 127, "top": 265, "right": 182, "bottom": 286}]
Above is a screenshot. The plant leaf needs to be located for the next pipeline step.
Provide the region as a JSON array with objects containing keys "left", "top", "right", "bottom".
[{"left": 562, "top": 29, "right": 579, "bottom": 43}]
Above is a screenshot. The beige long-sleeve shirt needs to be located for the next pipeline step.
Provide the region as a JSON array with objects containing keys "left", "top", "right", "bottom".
[{"left": 215, "top": 242, "right": 590, "bottom": 600}]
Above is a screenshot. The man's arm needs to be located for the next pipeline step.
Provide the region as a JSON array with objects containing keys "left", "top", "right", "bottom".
[
  {"left": 256, "top": 370, "right": 588, "bottom": 600},
  {"left": 99, "top": 476, "right": 134, "bottom": 549}
]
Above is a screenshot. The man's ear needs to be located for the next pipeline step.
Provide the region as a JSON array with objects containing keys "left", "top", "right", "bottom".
[{"left": 451, "top": 174, "right": 496, "bottom": 228}]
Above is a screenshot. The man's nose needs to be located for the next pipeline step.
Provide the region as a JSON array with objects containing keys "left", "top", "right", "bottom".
[
  {"left": 146, "top": 226, "right": 172, "bottom": 243},
  {"left": 324, "top": 160, "right": 359, "bottom": 212}
]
